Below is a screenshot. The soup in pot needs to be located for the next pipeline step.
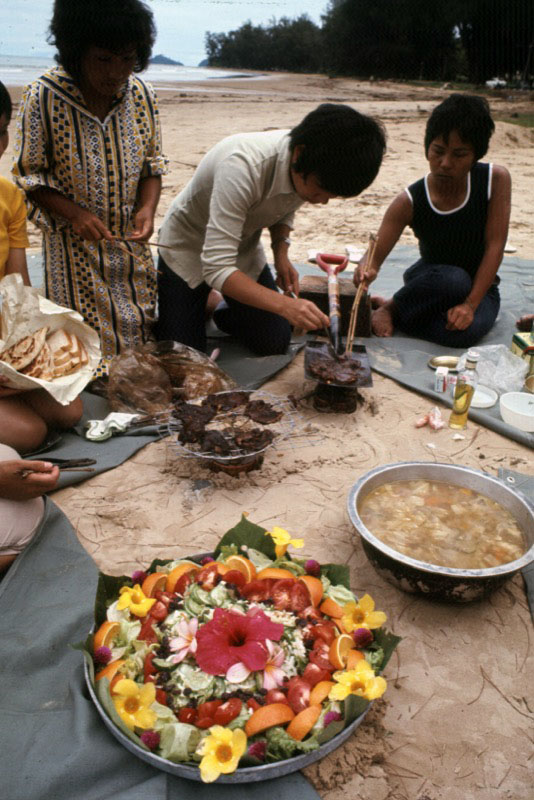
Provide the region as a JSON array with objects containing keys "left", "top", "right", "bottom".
[{"left": 358, "top": 480, "right": 526, "bottom": 569}]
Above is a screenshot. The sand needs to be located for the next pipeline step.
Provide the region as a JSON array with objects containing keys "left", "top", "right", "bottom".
[{"left": 4, "top": 72, "right": 534, "bottom": 799}]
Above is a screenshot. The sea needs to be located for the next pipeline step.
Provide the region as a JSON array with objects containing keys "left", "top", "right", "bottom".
[{"left": 0, "top": 54, "right": 255, "bottom": 88}]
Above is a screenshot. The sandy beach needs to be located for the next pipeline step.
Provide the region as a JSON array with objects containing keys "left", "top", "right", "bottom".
[{"left": 3, "top": 72, "right": 534, "bottom": 799}]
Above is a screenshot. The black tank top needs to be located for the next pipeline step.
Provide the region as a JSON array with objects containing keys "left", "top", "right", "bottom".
[{"left": 407, "top": 162, "right": 491, "bottom": 279}]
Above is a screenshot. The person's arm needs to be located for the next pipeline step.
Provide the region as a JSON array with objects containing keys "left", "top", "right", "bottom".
[
  {"left": 29, "top": 187, "right": 113, "bottom": 241},
  {"left": 269, "top": 222, "right": 299, "bottom": 295},
  {"left": 354, "top": 192, "right": 412, "bottom": 287},
  {"left": 221, "top": 269, "right": 329, "bottom": 330},
  {"left": 446, "top": 165, "right": 511, "bottom": 331},
  {"left": 5, "top": 247, "right": 31, "bottom": 286},
  {"left": 0, "top": 460, "right": 59, "bottom": 500},
  {"left": 128, "top": 175, "right": 162, "bottom": 241}
]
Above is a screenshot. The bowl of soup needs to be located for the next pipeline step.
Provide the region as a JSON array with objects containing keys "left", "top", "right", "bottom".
[{"left": 347, "top": 462, "right": 534, "bottom": 602}]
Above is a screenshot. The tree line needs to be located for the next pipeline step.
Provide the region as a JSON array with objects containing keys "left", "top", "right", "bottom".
[{"left": 205, "top": 0, "right": 533, "bottom": 85}]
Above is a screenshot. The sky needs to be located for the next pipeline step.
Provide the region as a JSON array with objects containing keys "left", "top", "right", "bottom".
[{"left": 1, "top": 0, "right": 332, "bottom": 66}]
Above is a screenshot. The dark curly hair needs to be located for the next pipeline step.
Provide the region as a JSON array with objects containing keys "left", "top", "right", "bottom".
[
  {"left": 425, "top": 94, "right": 495, "bottom": 161},
  {"left": 0, "top": 80, "right": 12, "bottom": 122},
  {"left": 48, "top": 0, "right": 156, "bottom": 84},
  {"left": 289, "top": 103, "right": 386, "bottom": 198}
]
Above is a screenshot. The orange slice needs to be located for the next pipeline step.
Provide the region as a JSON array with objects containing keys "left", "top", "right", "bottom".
[
  {"left": 224, "top": 555, "right": 257, "bottom": 582},
  {"left": 298, "top": 575, "right": 323, "bottom": 606},
  {"left": 319, "top": 597, "right": 344, "bottom": 619},
  {"left": 286, "top": 704, "right": 322, "bottom": 741},
  {"left": 256, "top": 567, "right": 296, "bottom": 581},
  {"left": 215, "top": 562, "right": 231, "bottom": 576},
  {"left": 328, "top": 633, "right": 356, "bottom": 670},
  {"left": 244, "top": 702, "right": 295, "bottom": 737},
  {"left": 93, "top": 620, "right": 120, "bottom": 653},
  {"left": 309, "top": 680, "right": 335, "bottom": 706},
  {"left": 166, "top": 562, "right": 200, "bottom": 593},
  {"left": 346, "top": 649, "right": 365, "bottom": 670},
  {"left": 141, "top": 572, "right": 168, "bottom": 598},
  {"left": 95, "top": 658, "right": 125, "bottom": 693}
]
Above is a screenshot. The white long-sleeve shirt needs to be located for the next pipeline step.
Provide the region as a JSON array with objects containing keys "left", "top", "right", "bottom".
[{"left": 158, "top": 130, "right": 304, "bottom": 292}]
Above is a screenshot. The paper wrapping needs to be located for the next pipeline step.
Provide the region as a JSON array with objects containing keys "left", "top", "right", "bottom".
[{"left": 0, "top": 273, "right": 101, "bottom": 404}]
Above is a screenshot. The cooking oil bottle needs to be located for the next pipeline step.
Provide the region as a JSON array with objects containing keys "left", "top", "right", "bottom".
[{"left": 449, "top": 350, "right": 479, "bottom": 429}]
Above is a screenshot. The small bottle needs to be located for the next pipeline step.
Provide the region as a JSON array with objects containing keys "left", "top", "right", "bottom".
[{"left": 449, "top": 350, "right": 479, "bottom": 429}]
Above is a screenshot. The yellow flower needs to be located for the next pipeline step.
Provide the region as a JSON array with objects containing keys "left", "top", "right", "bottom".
[
  {"left": 116, "top": 584, "right": 156, "bottom": 617},
  {"left": 341, "top": 593, "right": 386, "bottom": 633},
  {"left": 198, "top": 725, "right": 247, "bottom": 783},
  {"left": 112, "top": 679, "right": 157, "bottom": 730},
  {"left": 266, "top": 526, "right": 304, "bottom": 558},
  {"left": 329, "top": 660, "right": 387, "bottom": 702}
]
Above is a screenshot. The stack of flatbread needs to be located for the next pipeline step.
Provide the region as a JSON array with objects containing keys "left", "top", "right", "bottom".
[{"left": 0, "top": 326, "right": 89, "bottom": 381}]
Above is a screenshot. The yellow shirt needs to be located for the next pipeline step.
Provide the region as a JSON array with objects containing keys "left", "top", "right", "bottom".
[{"left": 0, "top": 176, "right": 30, "bottom": 277}]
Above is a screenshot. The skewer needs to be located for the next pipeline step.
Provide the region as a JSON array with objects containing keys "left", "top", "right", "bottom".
[
  {"left": 112, "top": 237, "right": 175, "bottom": 251},
  {"left": 345, "top": 234, "right": 378, "bottom": 354},
  {"left": 108, "top": 240, "right": 165, "bottom": 274}
]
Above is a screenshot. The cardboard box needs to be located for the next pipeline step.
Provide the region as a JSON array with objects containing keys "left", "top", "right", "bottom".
[{"left": 511, "top": 331, "right": 534, "bottom": 361}]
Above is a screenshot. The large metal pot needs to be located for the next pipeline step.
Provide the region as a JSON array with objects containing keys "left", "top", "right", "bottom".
[{"left": 347, "top": 462, "right": 534, "bottom": 602}]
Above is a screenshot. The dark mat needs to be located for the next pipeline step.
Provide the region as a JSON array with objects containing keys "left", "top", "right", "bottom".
[
  {"left": 296, "top": 246, "right": 533, "bottom": 448},
  {"left": 0, "top": 499, "right": 320, "bottom": 800}
]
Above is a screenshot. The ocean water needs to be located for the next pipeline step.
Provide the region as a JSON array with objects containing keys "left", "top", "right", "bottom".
[{"left": 0, "top": 54, "right": 252, "bottom": 87}]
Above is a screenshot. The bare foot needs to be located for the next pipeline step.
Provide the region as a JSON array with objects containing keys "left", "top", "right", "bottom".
[
  {"left": 206, "top": 289, "right": 223, "bottom": 319},
  {"left": 371, "top": 300, "right": 395, "bottom": 336}
]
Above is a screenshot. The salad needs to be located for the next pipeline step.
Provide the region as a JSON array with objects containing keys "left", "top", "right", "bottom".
[{"left": 83, "top": 515, "right": 400, "bottom": 783}]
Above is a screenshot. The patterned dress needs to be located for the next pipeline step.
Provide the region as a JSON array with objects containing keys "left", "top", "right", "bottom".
[{"left": 12, "top": 66, "right": 168, "bottom": 375}]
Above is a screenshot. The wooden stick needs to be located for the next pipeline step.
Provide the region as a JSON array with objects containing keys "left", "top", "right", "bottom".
[
  {"left": 108, "top": 240, "right": 147, "bottom": 266},
  {"left": 345, "top": 234, "right": 378, "bottom": 354},
  {"left": 112, "top": 237, "right": 174, "bottom": 250}
]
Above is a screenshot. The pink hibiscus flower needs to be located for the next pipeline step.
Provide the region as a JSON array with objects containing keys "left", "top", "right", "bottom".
[{"left": 195, "top": 607, "right": 283, "bottom": 676}]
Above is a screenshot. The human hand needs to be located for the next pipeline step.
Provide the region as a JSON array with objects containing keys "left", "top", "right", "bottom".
[
  {"left": 0, "top": 460, "right": 60, "bottom": 501},
  {"left": 283, "top": 298, "right": 330, "bottom": 331},
  {"left": 71, "top": 208, "right": 113, "bottom": 241},
  {"left": 129, "top": 207, "right": 155, "bottom": 241},
  {"left": 353, "top": 257, "right": 378, "bottom": 289},
  {"left": 446, "top": 302, "right": 474, "bottom": 331},
  {"left": 275, "top": 258, "right": 300, "bottom": 296}
]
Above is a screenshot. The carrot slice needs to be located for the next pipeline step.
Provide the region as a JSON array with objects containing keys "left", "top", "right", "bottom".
[
  {"left": 298, "top": 575, "right": 323, "bottom": 606},
  {"left": 319, "top": 597, "right": 344, "bottom": 619},
  {"left": 95, "top": 658, "right": 126, "bottom": 693},
  {"left": 244, "top": 702, "right": 295, "bottom": 737},
  {"left": 286, "top": 704, "right": 322, "bottom": 741},
  {"left": 309, "top": 680, "right": 335, "bottom": 706}
]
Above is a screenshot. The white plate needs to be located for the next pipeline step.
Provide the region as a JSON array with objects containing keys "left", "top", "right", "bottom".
[{"left": 471, "top": 385, "right": 498, "bottom": 409}]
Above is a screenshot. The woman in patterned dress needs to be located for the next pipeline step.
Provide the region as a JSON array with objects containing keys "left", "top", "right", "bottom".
[{"left": 12, "top": 0, "right": 168, "bottom": 377}]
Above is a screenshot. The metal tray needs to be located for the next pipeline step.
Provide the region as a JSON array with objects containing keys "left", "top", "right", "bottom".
[
  {"left": 427, "top": 355, "right": 460, "bottom": 372},
  {"left": 305, "top": 341, "right": 373, "bottom": 388}
]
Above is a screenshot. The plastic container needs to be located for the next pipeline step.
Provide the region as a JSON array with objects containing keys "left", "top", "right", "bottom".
[{"left": 499, "top": 392, "right": 534, "bottom": 432}]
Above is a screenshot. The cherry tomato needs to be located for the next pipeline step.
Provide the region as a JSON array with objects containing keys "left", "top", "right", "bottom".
[
  {"left": 213, "top": 697, "right": 242, "bottom": 725},
  {"left": 300, "top": 605, "right": 322, "bottom": 622},
  {"left": 302, "top": 663, "right": 331, "bottom": 686},
  {"left": 155, "top": 689, "right": 167, "bottom": 706},
  {"left": 264, "top": 689, "right": 289, "bottom": 705},
  {"left": 240, "top": 579, "right": 275, "bottom": 603},
  {"left": 178, "top": 707, "right": 198, "bottom": 724},
  {"left": 143, "top": 652, "right": 157, "bottom": 682},
  {"left": 309, "top": 641, "right": 334, "bottom": 671},
  {"left": 289, "top": 582, "right": 311, "bottom": 613},
  {"left": 287, "top": 678, "right": 311, "bottom": 714},
  {"left": 197, "top": 699, "right": 223, "bottom": 718},
  {"left": 247, "top": 697, "right": 262, "bottom": 711},
  {"left": 150, "top": 601, "right": 169, "bottom": 622},
  {"left": 175, "top": 570, "right": 196, "bottom": 596},
  {"left": 271, "top": 579, "right": 298, "bottom": 611},
  {"left": 312, "top": 621, "right": 337, "bottom": 645},
  {"left": 196, "top": 563, "right": 220, "bottom": 591},
  {"left": 195, "top": 716, "right": 216, "bottom": 729},
  {"left": 221, "top": 569, "right": 246, "bottom": 588},
  {"left": 138, "top": 618, "right": 158, "bottom": 644}
]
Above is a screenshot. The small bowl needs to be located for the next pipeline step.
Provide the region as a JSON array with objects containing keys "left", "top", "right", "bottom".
[
  {"left": 347, "top": 462, "right": 534, "bottom": 603},
  {"left": 499, "top": 392, "right": 534, "bottom": 432}
]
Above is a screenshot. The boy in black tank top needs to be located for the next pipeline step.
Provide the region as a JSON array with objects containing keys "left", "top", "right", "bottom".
[{"left": 354, "top": 94, "right": 511, "bottom": 348}]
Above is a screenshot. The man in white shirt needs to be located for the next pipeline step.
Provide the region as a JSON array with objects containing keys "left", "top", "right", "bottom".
[{"left": 156, "top": 103, "right": 386, "bottom": 354}]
